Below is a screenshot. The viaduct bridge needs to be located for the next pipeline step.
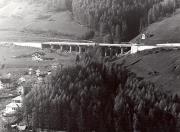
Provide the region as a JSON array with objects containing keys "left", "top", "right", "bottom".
[
  {"left": 1, "top": 41, "right": 180, "bottom": 56},
  {"left": 41, "top": 42, "right": 180, "bottom": 55},
  {"left": 41, "top": 42, "right": 132, "bottom": 56}
]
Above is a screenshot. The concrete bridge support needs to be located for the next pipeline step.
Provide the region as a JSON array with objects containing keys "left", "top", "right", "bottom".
[
  {"left": 78, "top": 46, "right": 82, "bottom": 53},
  {"left": 104, "top": 47, "right": 107, "bottom": 56},
  {"left": 69, "top": 46, "right": 72, "bottom": 53},
  {"left": 41, "top": 42, "right": 132, "bottom": 55},
  {"left": 60, "top": 46, "right": 63, "bottom": 51},
  {"left": 121, "top": 48, "right": 124, "bottom": 54},
  {"left": 51, "top": 45, "right": 54, "bottom": 49}
]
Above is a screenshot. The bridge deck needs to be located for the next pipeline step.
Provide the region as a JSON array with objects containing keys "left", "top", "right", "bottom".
[{"left": 42, "top": 42, "right": 132, "bottom": 47}]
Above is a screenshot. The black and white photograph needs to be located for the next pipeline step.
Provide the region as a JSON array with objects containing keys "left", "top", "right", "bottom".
[{"left": 0, "top": 0, "right": 180, "bottom": 132}]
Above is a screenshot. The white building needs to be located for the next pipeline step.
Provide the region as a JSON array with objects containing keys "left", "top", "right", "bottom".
[
  {"left": 12, "top": 96, "right": 22, "bottom": 103},
  {"left": 3, "top": 96, "right": 22, "bottom": 116},
  {"left": 36, "top": 69, "right": 41, "bottom": 76},
  {"left": 17, "top": 86, "right": 24, "bottom": 95},
  {"left": 37, "top": 77, "right": 43, "bottom": 83},
  {"left": 141, "top": 34, "right": 146, "bottom": 40},
  {"left": 6, "top": 73, "right": 11, "bottom": 78},
  {"left": 28, "top": 68, "right": 33, "bottom": 75},
  {"left": 47, "top": 71, "right": 51, "bottom": 75},
  {"left": 0, "top": 80, "right": 4, "bottom": 89},
  {"left": 32, "top": 54, "right": 43, "bottom": 62},
  {"left": 19, "top": 77, "right": 26, "bottom": 83}
]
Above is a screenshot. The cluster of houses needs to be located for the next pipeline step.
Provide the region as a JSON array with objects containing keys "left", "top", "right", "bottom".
[
  {"left": 2, "top": 78, "right": 24, "bottom": 117},
  {"left": 0, "top": 66, "right": 50, "bottom": 130},
  {"left": 2, "top": 65, "right": 56, "bottom": 117},
  {"left": 1, "top": 61, "right": 62, "bottom": 129}
]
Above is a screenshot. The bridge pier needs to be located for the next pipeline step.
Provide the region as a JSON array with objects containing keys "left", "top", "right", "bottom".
[
  {"left": 109, "top": 48, "right": 112, "bottom": 57},
  {"left": 51, "top": 45, "right": 54, "bottom": 49},
  {"left": 78, "top": 46, "right": 82, "bottom": 53},
  {"left": 69, "top": 46, "right": 72, "bottom": 53},
  {"left": 60, "top": 46, "right": 63, "bottom": 51},
  {"left": 115, "top": 48, "right": 119, "bottom": 56},
  {"left": 121, "top": 48, "right": 124, "bottom": 54},
  {"left": 41, "top": 42, "right": 132, "bottom": 55}
]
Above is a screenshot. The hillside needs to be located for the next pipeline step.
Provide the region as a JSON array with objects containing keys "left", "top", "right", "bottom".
[
  {"left": 0, "top": 0, "right": 88, "bottom": 42},
  {"left": 0, "top": 0, "right": 178, "bottom": 43},
  {"left": 72, "top": 0, "right": 177, "bottom": 42},
  {"left": 114, "top": 48, "right": 180, "bottom": 94},
  {"left": 132, "top": 8, "right": 180, "bottom": 45}
]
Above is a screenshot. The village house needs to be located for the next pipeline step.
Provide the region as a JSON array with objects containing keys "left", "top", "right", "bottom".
[
  {"left": 28, "top": 68, "right": 33, "bottom": 75},
  {"left": 32, "top": 53, "right": 43, "bottom": 61},
  {"left": 0, "top": 80, "right": 4, "bottom": 89},
  {"left": 36, "top": 69, "right": 41, "bottom": 76},
  {"left": 3, "top": 96, "right": 22, "bottom": 116},
  {"left": 17, "top": 85, "right": 24, "bottom": 95},
  {"left": 19, "top": 77, "right": 26, "bottom": 83}
]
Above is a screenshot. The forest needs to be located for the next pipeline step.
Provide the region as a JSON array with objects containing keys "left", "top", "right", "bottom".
[
  {"left": 15, "top": 0, "right": 180, "bottom": 131},
  {"left": 23, "top": 0, "right": 179, "bottom": 42},
  {"left": 22, "top": 50, "right": 180, "bottom": 132},
  {"left": 71, "top": 0, "right": 178, "bottom": 42}
]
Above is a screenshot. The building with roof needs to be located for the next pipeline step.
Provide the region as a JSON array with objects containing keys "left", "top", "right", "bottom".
[
  {"left": 3, "top": 96, "right": 22, "bottom": 116},
  {"left": 19, "top": 77, "right": 26, "bottom": 83},
  {"left": 0, "top": 80, "right": 4, "bottom": 89},
  {"left": 17, "top": 86, "right": 24, "bottom": 95},
  {"left": 36, "top": 69, "right": 41, "bottom": 76},
  {"left": 28, "top": 68, "right": 33, "bottom": 75},
  {"left": 32, "top": 53, "right": 43, "bottom": 62}
]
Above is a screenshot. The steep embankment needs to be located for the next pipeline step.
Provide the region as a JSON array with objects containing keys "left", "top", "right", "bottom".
[
  {"left": 132, "top": 8, "right": 180, "bottom": 45},
  {"left": 115, "top": 48, "right": 180, "bottom": 94},
  {"left": 0, "top": 0, "right": 88, "bottom": 42}
]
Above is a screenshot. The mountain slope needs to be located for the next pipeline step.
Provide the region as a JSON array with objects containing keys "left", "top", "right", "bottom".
[
  {"left": 72, "top": 0, "right": 177, "bottom": 42},
  {"left": 115, "top": 48, "right": 180, "bottom": 94},
  {"left": 132, "top": 8, "right": 180, "bottom": 45},
  {"left": 0, "top": 0, "right": 88, "bottom": 42}
]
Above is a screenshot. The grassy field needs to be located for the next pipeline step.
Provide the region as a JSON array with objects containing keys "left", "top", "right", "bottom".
[
  {"left": 0, "top": 44, "right": 76, "bottom": 128},
  {"left": 115, "top": 47, "right": 180, "bottom": 94},
  {"left": 132, "top": 8, "right": 180, "bottom": 45},
  {"left": 0, "top": 45, "right": 76, "bottom": 78},
  {"left": 0, "top": 43, "right": 77, "bottom": 131},
  {"left": 0, "top": 0, "right": 88, "bottom": 42}
]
